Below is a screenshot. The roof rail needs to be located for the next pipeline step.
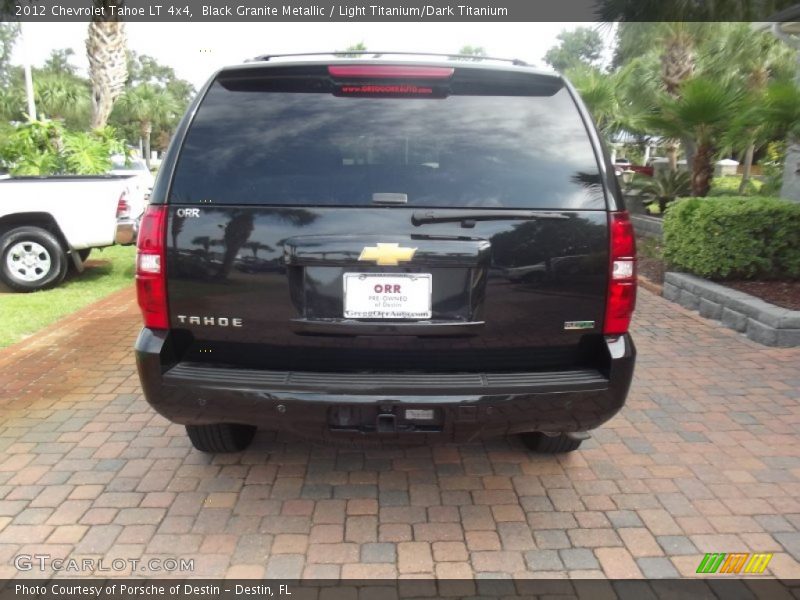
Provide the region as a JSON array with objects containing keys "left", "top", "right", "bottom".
[{"left": 246, "top": 51, "right": 529, "bottom": 66}]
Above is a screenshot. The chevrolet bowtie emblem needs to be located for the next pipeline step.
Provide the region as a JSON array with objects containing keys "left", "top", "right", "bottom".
[{"left": 358, "top": 243, "right": 417, "bottom": 266}]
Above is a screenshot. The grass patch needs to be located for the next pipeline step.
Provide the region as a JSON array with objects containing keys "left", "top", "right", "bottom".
[{"left": 0, "top": 245, "right": 136, "bottom": 348}]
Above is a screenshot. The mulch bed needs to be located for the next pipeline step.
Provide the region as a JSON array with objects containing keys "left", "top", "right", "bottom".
[
  {"left": 635, "top": 235, "right": 800, "bottom": 311},
  {"left": 723, "top": 280, "right": 800, "bottom": 311},
  {"left": 638, "top": 256, "right": 666, "bottom": 286}
]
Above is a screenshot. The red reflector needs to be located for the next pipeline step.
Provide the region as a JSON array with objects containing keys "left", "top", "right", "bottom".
[
  {"left": 136, "top": 205, "right": 169, "bottom": 329},
  {"left": 328, "top": 65, "right": 454, "bottom": 79},
  {"left": 604, "top": 211, "right": 637, "bottom": 335},
  {"left": 604, "top": 282, "right": 637, "bottom": 335}
]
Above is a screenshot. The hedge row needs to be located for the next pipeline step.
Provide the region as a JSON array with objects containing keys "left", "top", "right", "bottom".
[{"left": 663, "top": 196, "right": 800, "bottom": 280}]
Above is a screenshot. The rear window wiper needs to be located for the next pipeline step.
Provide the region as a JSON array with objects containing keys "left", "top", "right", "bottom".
[{"left": 412, "top": 209, "right": 571, "bottom": 228}]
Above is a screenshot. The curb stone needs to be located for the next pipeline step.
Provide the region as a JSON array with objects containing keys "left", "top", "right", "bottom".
[{"left": 663, "top": 272, "right": 800, "bottom": 347}]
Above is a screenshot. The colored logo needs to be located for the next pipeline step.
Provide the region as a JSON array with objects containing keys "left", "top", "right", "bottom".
[
  {"left": 358, "top": 243, "right": 417, "bottom": 266},
  {"left": 696, "top": 553, "right": 773, "bottom": 574}
]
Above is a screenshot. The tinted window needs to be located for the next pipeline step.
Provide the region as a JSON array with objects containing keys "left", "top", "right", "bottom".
[{"left": 170, "top": 72, "right": 605, "bottom": 209}]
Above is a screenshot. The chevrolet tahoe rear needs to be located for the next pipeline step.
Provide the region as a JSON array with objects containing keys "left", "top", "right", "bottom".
[{"left": 134, "top": 55, "right": 636, "bottom": 453}]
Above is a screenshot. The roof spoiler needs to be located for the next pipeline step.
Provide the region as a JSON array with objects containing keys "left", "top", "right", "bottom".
[{"left": 245, "top": 51, "right": 529, "bottom": 66}]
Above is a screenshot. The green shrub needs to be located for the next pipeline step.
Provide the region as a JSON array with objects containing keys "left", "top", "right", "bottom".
[
  {"left": 663, "top": 196, "right": 800, "bottom": 280},
  {"left": 0, "top": 119, "right": 126, "bottom": 176},
  {"left": 708, "top": 175, "right": 761, "bottom": 197}
]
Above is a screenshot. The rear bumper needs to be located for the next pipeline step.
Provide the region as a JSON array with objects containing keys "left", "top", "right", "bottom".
[
  {"left": 114, "top": 219, "right": 137, "bottom": 245},
  {"left": 135, "top": 329, "right": 635, "bottom": 441}
]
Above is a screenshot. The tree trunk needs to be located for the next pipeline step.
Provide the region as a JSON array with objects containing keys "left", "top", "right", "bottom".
[
  {"left": 780, "top": 139, "right": 800, "bottom": 202},
  {"left": 218, "top": 212, "right": 255, "bottom": 279},
  {"left": 666, "top": 141, "right": 679, "bottom": 172},
  {"left": 778, "top": 40, "right": 800, "bottom": 203},
  {"left": 86, "top": 16, "right": 127, "bottom": 130},
  {"left": 661, "top": 33, "right": 695, "bottom": 97},
  {"left": 142, "top": 121, "right": 152, "bottom": 169},
  {"left": 739, "top": 143, "right": 754, "bottom": 195},
  {"left": 692, "top": 142, "right": 714, "bottom": 197},
  {"left": 683, "top": 137, "right": 696, "bottom": 174},
  {"left": 90, "top": 91, "right": 115, "bottom": 130}
]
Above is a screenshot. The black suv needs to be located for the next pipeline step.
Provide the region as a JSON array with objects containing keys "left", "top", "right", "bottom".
[{"left": 135, "top": 54, "right": 636, "bottom": 454}]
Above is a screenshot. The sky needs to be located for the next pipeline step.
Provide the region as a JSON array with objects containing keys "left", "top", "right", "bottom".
[{"left": 12, "top": 22, "right": 616, "bottom": 88}]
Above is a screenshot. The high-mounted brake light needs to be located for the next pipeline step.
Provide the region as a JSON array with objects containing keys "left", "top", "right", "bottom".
[
  {"left": 603, "top": 211, "right": 636, "bottom": 335},
  {"left": 136, "top": 205, "right": 169, "bottom": 329},
  {"left": 327, "top": 65, "right": 454, "bottom": 79}
]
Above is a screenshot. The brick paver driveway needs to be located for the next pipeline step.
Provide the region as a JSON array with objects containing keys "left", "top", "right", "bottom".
[{"left": 1, "top": 286, "right": 799, "bottom": 580}]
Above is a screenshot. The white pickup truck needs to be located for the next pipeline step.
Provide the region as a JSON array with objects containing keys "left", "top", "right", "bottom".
[{"left": 0, "top": 174, "right": 147, "bottom": 292}]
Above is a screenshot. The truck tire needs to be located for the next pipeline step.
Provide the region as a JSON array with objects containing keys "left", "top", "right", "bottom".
[
  {"left": 520, "top": 432, "right": 584, "bottom": 454},
  {"left": 0, "top": 226, "right": 68, "bottom": 292},
  {"left": 185, "top": 423, "right": 256, "bottom": 453}
]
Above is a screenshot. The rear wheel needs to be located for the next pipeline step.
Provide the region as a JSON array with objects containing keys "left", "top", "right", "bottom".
[
  {"left": 520, "top": 432, "right": 584, "bottom": 454},
  {"left": 0, "top": 226, "right": 68, "bottom": 292},
  {"left": 186, "top": 423, "right": 256, "bottom": 453}
]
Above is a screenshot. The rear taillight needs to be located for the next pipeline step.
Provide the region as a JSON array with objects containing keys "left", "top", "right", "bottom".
[
  {"left": 327, "top": 65, "right": 455, "bottom": 79},
  {"left": 136, "top": 205, "right": 168, "bottom": 329},
  {"left": 604, "top": 211, "right": 637, "bottom": 335},
  {"left": 116, "top": 193, "right": 130, "bottom": 220}
]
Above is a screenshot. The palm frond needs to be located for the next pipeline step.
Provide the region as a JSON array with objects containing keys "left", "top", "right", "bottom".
[
  {"left": 762, "top": 81, "right": 800, "bottom": 138},
  {"left": 648, "top": 77, "right": 743, "bottom": 144}
]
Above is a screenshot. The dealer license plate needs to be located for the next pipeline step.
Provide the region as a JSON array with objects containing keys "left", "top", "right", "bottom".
[{"left": 343, "top": 273, "right": 432, "bottom": 319}]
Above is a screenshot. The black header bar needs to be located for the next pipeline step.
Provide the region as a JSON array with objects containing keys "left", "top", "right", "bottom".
[{"left": 4, "top": 0, "right": 798, "bottom": 22}]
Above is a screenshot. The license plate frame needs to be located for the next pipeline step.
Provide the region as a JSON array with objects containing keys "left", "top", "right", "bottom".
[{"left": 343, "top": 273, "right": 432, "bottom": 319}]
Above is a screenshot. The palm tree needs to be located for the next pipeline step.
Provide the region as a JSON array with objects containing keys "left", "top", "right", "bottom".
[
  {"left": 567, "top": 65, "right": 622, "bottom": 139},
  {"left": 217, "top": 211, "right": 254, "bottom": 278},
  {"left": 759, "top": 79, "right": 800, "bottom": 190},
  {"left": 649, "top": 77, "right": 743, "bottom": 197},
  {"left": 568, "top": 62, "right": 658, "bottom": 160},
  {"left": 762, "top": 81, "right": 800, "bottom": 136},
  {"left": 570, "top": 65, "right": 641, "bottom": 131},
  {"left": 34, "top": 72, "right": 89, "bottom": 123},
  {"left": 191, "top": 235, "right": 212, "bottom": 256},
  {"left": 612, "top": 22, "right": 718, "bottom": 171},
  {"left": 171, "top": 213, "right": 186, "bottom": 249},
  {"left": 703, "top": 24, "right": 797, "bottom": 192},
  {"left": 86, "top": 2, "right": 128, "bottom": 129},
  {"left": 243, "top": 241, "right": 274, "bottom": 258},
  {"left": 115, "top": 83, "right": 177, "bottom": 168},
  {"left": 0, "top": 84, "right": 24, "bottom": 121},
  {"left": 659, "top": 24, "right": 698, "bottom": 96},
  {"left": 637, "top": 170, "right": 691, "bottom": 212},
  {"left": 658, "top": 23, "right": 710, "bottom": 173}
]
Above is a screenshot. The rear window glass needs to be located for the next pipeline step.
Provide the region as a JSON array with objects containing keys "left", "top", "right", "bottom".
[{"left": 169, "top": 69, "right": 606, "bottom": 210}]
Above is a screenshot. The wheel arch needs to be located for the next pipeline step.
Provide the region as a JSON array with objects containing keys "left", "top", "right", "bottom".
[{"left": 0, "top": 212, "right": 70, "bottom": 251}]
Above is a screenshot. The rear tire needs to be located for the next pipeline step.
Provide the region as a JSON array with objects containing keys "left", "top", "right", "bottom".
[
  {"left": 0, "top": 226, "right": 68, "bottom": 292},
  {"left": 520, "top": 432, "right": 584, "bottom": 454},
  {"left": 186, "top": 423, "right": 257, "bottom": 453}
]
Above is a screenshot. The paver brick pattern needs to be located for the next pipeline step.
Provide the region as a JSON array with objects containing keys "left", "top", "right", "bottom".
[{"left": 1, "top": 286, "right": 800, "bottom": 579}]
